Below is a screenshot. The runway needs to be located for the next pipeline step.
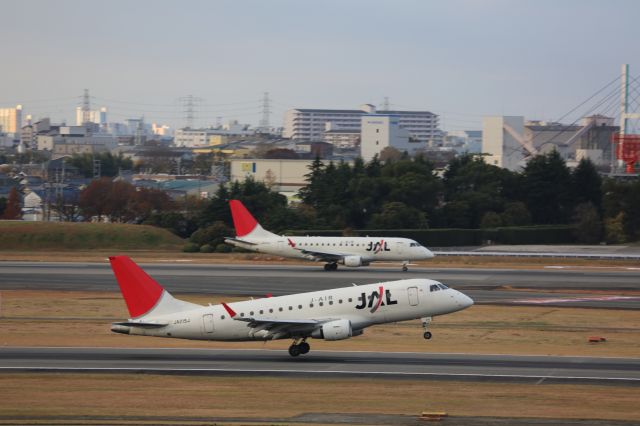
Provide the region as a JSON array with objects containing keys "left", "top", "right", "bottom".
[
  {"left": 1, "top": 261, "right": 639, "bottom": 308},
  {"left": 1, "top": 347, "right": 638, "bottom": 385}
]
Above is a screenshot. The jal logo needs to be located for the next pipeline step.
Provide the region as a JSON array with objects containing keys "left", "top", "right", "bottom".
[
  {"left": 355, "top": 286, "right": 398, "bottom": 313},
  {"left": 366, "top": 240, "right": 391, "bottom": 254}
]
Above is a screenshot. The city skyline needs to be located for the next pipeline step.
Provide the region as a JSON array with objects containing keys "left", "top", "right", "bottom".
[{"left": 2, "top": 0, "right": 639, "bottom": 131}]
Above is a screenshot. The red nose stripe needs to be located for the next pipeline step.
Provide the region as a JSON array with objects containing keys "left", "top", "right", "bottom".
[
  {"left": 229, "top": 200, "right": 258, "bottom": 237},
  {"left": 109, "top": 256, "right": 164, "bottom": 318}
]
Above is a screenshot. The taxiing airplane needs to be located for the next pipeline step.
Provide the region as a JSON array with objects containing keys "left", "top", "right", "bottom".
[
  {"left": 224, "top": 200, "right": 434, "bottom": 271},
  {"left": 109, "top": 256, "right": 473, "bottom": 357}
]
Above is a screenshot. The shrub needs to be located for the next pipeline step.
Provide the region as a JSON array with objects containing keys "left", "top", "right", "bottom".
[
  {"left": 199, "top": 244, "right": 214, "bottom": 253},
  {"left": 182, "top": 243, "right": 200, "bottom": 253}
]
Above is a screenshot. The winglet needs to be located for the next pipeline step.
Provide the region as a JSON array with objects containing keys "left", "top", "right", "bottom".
[
  {"left": 229, "top": 200, "right": 258, "bottom": 237},
  {"left": 221, "top": 302, "right": 237, "bottom": 318}
]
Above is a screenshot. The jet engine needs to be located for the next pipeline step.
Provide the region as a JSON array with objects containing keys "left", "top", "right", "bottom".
[
  {"left": 343, "top": 255, "right": 363, "bottom": 267},
  {"left": 311, "top": 319, "right": 352, "bottom": 341}
]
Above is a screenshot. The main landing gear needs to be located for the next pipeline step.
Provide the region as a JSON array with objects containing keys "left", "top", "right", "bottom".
[
  {"left": 323, "top": 262, "right": 338, "bottom": 271},
  {"left": 402, "top": 261, "right": 409, "bottom": 272},
  {"left": 288, "top": 339, "right": 311, "bottom": 357},
  {"left": 421, "top": 316, "right": 432, "bottom": 340}
]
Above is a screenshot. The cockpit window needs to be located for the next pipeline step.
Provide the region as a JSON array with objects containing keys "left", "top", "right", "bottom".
[
  {"left": 410, "top": 243, "right": 418, "bottom": 247},
  {"left": 438, "top": 284, "right": 448, "bottom": 290},
  {"left": 429, "top": 284, "right": 440, "bottom": 292}
]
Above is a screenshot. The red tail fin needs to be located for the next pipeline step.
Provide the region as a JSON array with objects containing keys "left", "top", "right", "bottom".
[
  {"left": 229, "top": 200, "right": 258, "bottom": 237},
  {"left": 109, "top": 256, "right": 164, "bottom": 318}
]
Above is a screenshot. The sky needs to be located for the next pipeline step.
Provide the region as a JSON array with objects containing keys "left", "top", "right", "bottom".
[{"left": 2, "top": 0, "right": 639, "bottom": 131}]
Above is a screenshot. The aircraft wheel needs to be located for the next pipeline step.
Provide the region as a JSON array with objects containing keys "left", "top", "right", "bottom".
[
  {"left": 331, "top": 263, "right": 338, "bottom": 271},
  {"left": 298, "top": 342, "right": 310, "bottom": 354},
  {"left": 423, "top": 331, "right": 432, "bottom": 340},
  {"left": 402, "top": 266, "right": 408, "bottom": 272},
  {"left": 323, "top": 264, "right": 331, "bottom": 271},
  {"left": 288, "top": 344, "right": 301, "bottom": 357}
]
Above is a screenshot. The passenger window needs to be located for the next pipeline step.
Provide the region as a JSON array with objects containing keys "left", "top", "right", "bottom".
[
  {"left": 289, "top": 306, "right": 293, "bottom": 310},
  {"left": 259, "top": 310, "right": 264, "bottom": 314},
  {"left": 250, "top": 311, "right": 254, "bottom": 316},
  {"left": 329, "top": 301, "right": 333, "bottom": 305},
  {"left": 279, "top": 307, "right": 283, "bottom": 312},
  {"left": 298, "top": 305, "right": 302, "bottom": 309},
  {"left": 319, "top": 302, "right": 323, "bottom": 306},
  {"left": 348, "top": 298, "right": 352, "bottom": 302},
  {"left": 221, "top": 315, "right": 225, "bottom": 319},
  {"left": 269, "top": 308, "right": 273, "bottom": 313},
  {"left": 339, "top": 299, "right": 343, "bottom": 304},
  {"left": 240, "top": 313, "right": 245, "bottom": 317},
  {"left": 310, "top": 303, "right": 314, "bottom": 308}
]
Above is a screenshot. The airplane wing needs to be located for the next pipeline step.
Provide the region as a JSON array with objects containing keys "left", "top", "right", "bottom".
[{"left": 221, "top": 303, "right": 331, "bottom": 337}]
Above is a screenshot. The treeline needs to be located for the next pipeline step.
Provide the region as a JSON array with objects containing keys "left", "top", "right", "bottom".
[{"left": 192, "top": 152, "right": 640, "bottom": 246}]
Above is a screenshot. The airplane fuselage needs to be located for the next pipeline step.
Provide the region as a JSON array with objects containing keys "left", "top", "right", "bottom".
[
  {"left": 112, "top": 278, "right": 470, "bottom": 342},
  {"left": 227, "top": 236, "right": 433, "bottom": 265}
]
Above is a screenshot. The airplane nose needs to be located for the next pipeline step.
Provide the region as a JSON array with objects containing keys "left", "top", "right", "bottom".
[
  {"left": 458, "top": 293, "right": 474, "bottom": 309},
  {"left": 424, "top": 248, "right": 435, "bottom": 259}
]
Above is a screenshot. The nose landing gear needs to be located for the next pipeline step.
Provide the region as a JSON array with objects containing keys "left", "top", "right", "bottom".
[
  {"left": 421, "top": 317, "right": 432, "bottom": 340},
  {"left": 402, "top": 261, "right": 409, "bottom": 272},
  {"left": 288, "top": 338, "right": 311, "bottom": 357}
]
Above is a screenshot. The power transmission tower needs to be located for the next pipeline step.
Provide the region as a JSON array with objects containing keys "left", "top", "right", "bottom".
[
  {"left": 179, "top": 95, "right": 203, "bottom": 129},
  {"left": 259, "top": 92, "right": 271, "bottom": 131},
  {"left": 382, "top": 96, "right": 390, "bottom": 111}
]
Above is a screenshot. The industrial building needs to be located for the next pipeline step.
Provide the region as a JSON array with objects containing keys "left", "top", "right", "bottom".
[{"left": 482, "top": 115, "right": 618, "bottom": 170}]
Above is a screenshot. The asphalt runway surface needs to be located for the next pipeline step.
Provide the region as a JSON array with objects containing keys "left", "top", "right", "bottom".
[
  {"left": 1, "top": 347, "right": 638, "bottom": 385},
  {"left": 1, "top": 261, "right": 639, "bottom": 309}
]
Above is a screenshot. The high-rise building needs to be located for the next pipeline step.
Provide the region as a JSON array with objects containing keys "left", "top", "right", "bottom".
[
  {"left": 283, "top": 104, "right": 439, "bottom": 144},
  {"left": 0, "top": 105, "right": 23, "bottom": 134},
  {"left": 75, "top": 107, "right": 107, "bottom": 126}
]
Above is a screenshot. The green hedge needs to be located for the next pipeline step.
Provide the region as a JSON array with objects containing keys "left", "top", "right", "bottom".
[{"left": 286, "top": 225, "right": 577, "bottom": 247}]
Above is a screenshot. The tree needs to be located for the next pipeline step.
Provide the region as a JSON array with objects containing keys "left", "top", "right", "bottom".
[
  {"left": 501, "top": 202, "right": 532, "bottom": 226},
  {"left": 79, "top": 178, "right": 114, "bottom": 221},
  {"left": 379, "top": 146, "right": 402, "bottom": 162},
  {"left": 572, "top": 202, "right": 602, "bottom": 244},
  {"left": 369, "top": 202, "right": 427, "bottom": 229},
  {"left": 68, "top": 152, "right": 133, "bottom": 178},
  {"left": 190, "top": 221, "right": 233, "bottom": 250},
  {"left": 0, "top": 197, "right": 6, "bottom": 217},
  {"left": 520, "top": 150, "right": 573, "bottom": 224},
  {"left": 480, "top": 211, "right": 503, "bottom": 228},
  {"left": 572, "top": 158, "right": 602, "bottom": 211},
  {"left": 1, "top": 187, "right": 21, "bottom": 219}
]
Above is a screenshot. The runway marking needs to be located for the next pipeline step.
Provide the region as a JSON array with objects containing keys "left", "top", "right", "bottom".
[
  {"left": 545, "top": 266, "right": 640, "bottom": 271},
  {"left": 1, "top": 367, "right": 638, "bottom": 383},
  {"left": 511, "top": 295, "right": 640, "bottom": 304},
  {"left": 4, "top": 346, "right": 639, "bottom": 360}
]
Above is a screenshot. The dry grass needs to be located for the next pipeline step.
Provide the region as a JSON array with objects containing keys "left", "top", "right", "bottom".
[
  {"left": 1, "top": 290, "right": 639, "bottom": 357},
  {"left": 0, "top": 374, "right": 638, "bottom": 421}
]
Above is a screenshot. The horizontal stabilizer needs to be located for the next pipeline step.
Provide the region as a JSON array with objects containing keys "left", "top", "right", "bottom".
[{"left": 111, "top": 321, "right": 169, "bottom": 328}]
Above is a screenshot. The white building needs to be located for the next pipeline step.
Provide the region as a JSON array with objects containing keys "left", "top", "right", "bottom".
[
  {"left": 230, "top": 158, "right": 321, "bottom": 197},
  {"left": 75, "top": 107, "right": 107, "bottom": 126},
  {"left": 482, "top": 116, "right": 526, "bottom": 170},
  {"left": 174, "top": 124, "right": 254, "bottom": 148},
  {"left": 360, "top": 115, "right": 423, "bottom": 161},
  {"left": 283, "top": 104, "right": 439, "bottom": 144},
  {"left": 0, "top": 105, "right": 23, "bottom": 134}
]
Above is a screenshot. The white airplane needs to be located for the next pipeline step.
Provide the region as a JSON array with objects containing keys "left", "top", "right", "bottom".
[
  {"left": 224, "top": 200, "right": 435, "bottom": 271},
  {"left": 109, "top": 256, "right": 473, "bottom": 357}
]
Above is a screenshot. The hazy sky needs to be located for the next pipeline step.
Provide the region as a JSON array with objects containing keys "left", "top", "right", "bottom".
[{"left": 2, "top": 0, "right": 639, "bottom": 130}]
